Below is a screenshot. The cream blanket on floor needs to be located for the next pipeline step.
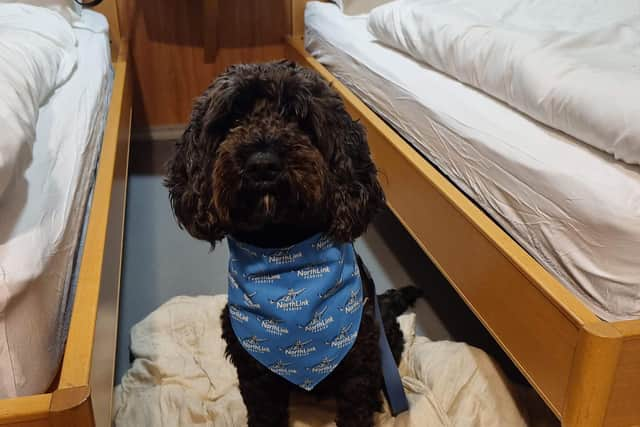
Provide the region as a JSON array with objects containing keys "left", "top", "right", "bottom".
[{"left": 113, "top": 295, "right": 535, "bottom": 426}]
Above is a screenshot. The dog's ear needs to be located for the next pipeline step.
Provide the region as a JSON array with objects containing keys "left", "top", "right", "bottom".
[
  {"left": 164, "top": 80, "right": 229, "bottom": 245},
  {"left": 326, "top": 111, "right": 385, "bottom": 242},
  {"left": 166, "top": 64, "right": 274, "bottom": 244},
  {"left": 299, "top": 74, "right": 385, "bottom": 242}
]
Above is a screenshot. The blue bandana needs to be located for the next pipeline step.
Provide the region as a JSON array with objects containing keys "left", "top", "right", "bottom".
[{"left": 227, "top": 233, "right": 365, "bottom": 391}]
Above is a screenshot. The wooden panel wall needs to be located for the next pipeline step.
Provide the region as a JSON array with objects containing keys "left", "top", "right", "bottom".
[{"left": 124, "top": 0, "right": 290, "bottom": 129}]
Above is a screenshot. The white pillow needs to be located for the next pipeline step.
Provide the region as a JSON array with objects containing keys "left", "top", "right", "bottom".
[
  {"left": 0, "top": 0, "right": 81, "bottom": 24},
  {"left": 332, "top": 0, "right": 394, "bottom": 15}
]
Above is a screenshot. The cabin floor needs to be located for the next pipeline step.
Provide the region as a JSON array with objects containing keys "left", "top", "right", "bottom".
[{"left": 115, "top": 140, "right": 527, "bottom": 388}]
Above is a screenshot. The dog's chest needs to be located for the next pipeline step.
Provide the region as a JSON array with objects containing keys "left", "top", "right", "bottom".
[{"left": 226, "top": 234, "right": 366, "bottom": 390}]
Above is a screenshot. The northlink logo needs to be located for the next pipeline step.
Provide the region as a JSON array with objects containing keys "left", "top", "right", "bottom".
[
  {"left": 247, "top": 272, "right": 281, "bottom": 284},
  {"left": 339, "top": 289, "right": 365, "bottom": 314},
  {"left": 268, "top": 246, "right": 303, "bottom": 265},
  {"left": 258, "top": 317, "right": 289, "bottom": 336},
  {"left": 229, "top": 275, "right": 239, "bottom": 289},
  {"left": 307, "top": 356, "right": 337, "bottom": 374},
  {"left": 301, "top": 378, "right": 315, "bottom": 391},
  {"left": 327, "top": 323, "right": 357, "bottom": 349},
  {"left": 318, "top": 279, "right": 343, "bottom": 300},
  {"left": 297, "top": 265, "right": 331, "bottom": 279},
  {"left": 299, "top": 306, "right": 334, "bottom": 333},
  {"left": 352, "top": 265, "right": 360, "bottom": 277},
  {"left": 236, "top": 243, "right": 258, "bottom": 257},
  {"left": 280, "top": 339, "right": 317, "bottom": 358},
  {"left": 242, "top": 336, "right": 270, "bottom": 353},
  {"left": 312, "top": 235, "right": 333, "bottom": 251},
  {"left": 269, "top": 360, "right": 297, "bottom": 376},
  {"left": 229, "top": 304, "right": 248, "bottom": 323},
  {"left": 269, "top": 288, "right": 309, "bottom": 311},
  {"left": 229, "top": 258, "right": 240, "bottom": 276},
  {"left": 243, "top": 291, "right": 261, "bottom": 309}
]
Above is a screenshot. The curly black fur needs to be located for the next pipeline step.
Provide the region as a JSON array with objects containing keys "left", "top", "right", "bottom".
[
  {"left": 165, "top": 60, "right": 421, "bottom": 427},
  {"left": 165, "top": 60, "right": 384, "bottom": 246}
]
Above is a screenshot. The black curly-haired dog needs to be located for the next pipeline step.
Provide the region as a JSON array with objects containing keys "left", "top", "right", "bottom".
[{"left": 165, "top": 60, "right": 421, "bottom": 427}]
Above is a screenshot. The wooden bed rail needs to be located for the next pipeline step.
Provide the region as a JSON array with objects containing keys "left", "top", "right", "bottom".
[
  {"left": 285, "top": 19, "right": 640, "bottom": 426},
  {"left": 0, "top": 26, "right": 131, "bottom": 427},
  {"left": 60, "top": 41, "right": 131, "bottom": 427},
  {"left": 94, "top": 1, "right": 124, "bottom": 60},
  {"left": 288, "top": 0, "right": 325, "bottom": 38}
]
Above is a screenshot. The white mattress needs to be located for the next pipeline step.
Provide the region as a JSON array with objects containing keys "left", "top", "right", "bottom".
[
  {"left": 0, "top": 10, "right": 112, "bottom": 397},
  {"left": 305, "top": 2, "right": 640, "bottom": 322}
]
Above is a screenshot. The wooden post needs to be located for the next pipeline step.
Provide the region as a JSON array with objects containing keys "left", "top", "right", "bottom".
[
  {"left": 563, "top": 323, "right": 622, "bottom": 427},
  {"left": 50, "top": 386, "right": 95, "bottom": 427},
  {"left": 204, "top": 0, "right": 219, "bottom": 62}
]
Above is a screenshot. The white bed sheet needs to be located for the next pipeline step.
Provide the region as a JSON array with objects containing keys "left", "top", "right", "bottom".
[
  {"left": 305, "top": 2, "right": 640, "bottom": 322},
  {"left": 368, "top": 0, "right": 640, "bottom": 165},
  {"left": 0, "top": 9, "right": 112, "bottom": 397}
]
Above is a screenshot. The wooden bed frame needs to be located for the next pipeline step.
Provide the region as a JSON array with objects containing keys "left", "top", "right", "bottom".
[
  {"left": 286, "top": 1, "right": 640, "bottom": 426},
  {"left": 0, "top": 2, "right": 131, "bottom": 426}
]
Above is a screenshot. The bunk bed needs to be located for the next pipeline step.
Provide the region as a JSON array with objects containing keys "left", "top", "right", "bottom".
[
  {"left": 0, "top": 1, "right": 131, "bottom": 426},
  {"left": 285, "top": 1, "right": 640, "bottom": 426}
]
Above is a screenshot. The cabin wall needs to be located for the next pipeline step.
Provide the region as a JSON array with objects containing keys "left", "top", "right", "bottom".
[{"left": 122, "top": 0, "right": 290, "bottom": 130}]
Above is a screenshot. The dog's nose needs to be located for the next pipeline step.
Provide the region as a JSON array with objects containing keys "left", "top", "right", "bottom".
[{"left": 245, "top": 152, "right": 282, "bottom": 181}]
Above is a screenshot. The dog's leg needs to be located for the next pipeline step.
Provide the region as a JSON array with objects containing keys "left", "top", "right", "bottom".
[
  {"left": 335, "top": 374, "right": 382, "bottom": 427},
  {"left": 239, "top": 374, "right": 290, "bottom": 427},
  {"left": 222, "top": 306, "right": 290, "bottom": 427}
]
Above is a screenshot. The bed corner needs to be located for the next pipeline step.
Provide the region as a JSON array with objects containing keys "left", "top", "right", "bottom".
[{"left": 287, "top": 0, "right": 327, "bottom": 40}]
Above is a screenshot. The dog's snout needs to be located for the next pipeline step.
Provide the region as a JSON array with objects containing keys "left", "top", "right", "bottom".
[{"left": 246, "top": 152, "right": 282, "bottom": 181}]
